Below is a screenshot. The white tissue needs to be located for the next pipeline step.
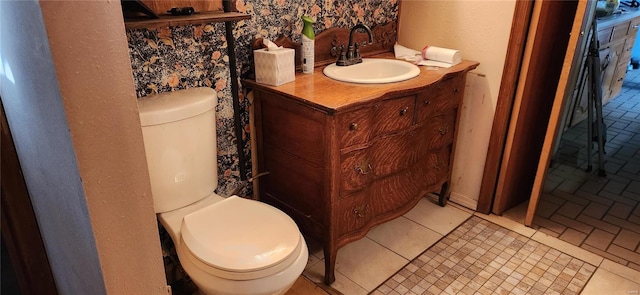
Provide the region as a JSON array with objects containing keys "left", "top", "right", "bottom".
[
  {"left": 394, "top": 43, "right": 461, "bottom": 68},
  {"left": 263, "top": 39, "right": 283, "bottom": 51},
  {"left": 394, "top": 44, "right": 422, "bottom": 63}
]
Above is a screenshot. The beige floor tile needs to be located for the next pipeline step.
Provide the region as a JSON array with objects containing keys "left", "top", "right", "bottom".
[
  {"left": 531, "top": 231, "right": 603, "bottom": 267},
  {"left": 304, "top": 262, "right": 368, "bottom": 295},
  {"left": 474, "top": 212, "right": 537, "bottom": 238},
  {"left": 449, "top": 201, "right": 476, "bottom": 215},
  {"left": 599, "top": 259, "right": 640, "bottom": 282},
  {"left": 305, "top": 252, "right": 322, "bottom": 272},
  {"left": 366, "top": 216, "right": 443, "bottom": 260},
  {"left": 334, "top": 237, "right": 408, "bottom": 292},
  {"left": 581, "top": 268, "right": 640, "bottom": 295},
  {"left": 404, "top": 197, "right": 471, "bottom": 235},
  {"left": 501, "top": 200, "right": 529, "bottom": 224},
  {"left": 285, "top": 276, "right": 330, "bottom": 295}
]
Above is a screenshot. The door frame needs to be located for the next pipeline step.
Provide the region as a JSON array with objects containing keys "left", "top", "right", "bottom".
[
  {"left": 478, "top": 0, "right": 590, "bottom": 216},
  {"left": 477, "top": 0, "right": 536, "bottom": 213}
]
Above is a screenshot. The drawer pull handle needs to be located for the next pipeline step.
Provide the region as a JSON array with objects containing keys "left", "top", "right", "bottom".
[
  {"left": 349, "top": 123, "right": 359, "bottom": 131},
  {"left": 434, "top": 165, "right": 441, "bottom": 172},
  {"left": 424, "top": 100, "right": 431, "bottom": 105},
  {"left": 399, "top": 107, "right": 409, "bottom": 116},
  {"left": 438, "top": 126, "right": 449, "bottom": 135},
  {"left": 634, "top": 25, "right": 639, "bottom": 29},
  {"left": 355, "top": 161, "right": 372, "bottom": 175},
  {"left": 453, "top": 88, "right": 459, "bottom": 94},
  {"left": 353, "top": 204, "right": 369, "bottom": 218}
]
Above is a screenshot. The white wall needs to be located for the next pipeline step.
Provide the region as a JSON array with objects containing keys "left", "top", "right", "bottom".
[{"left": 399, "top": 0, "right": 516, "bottom": 209}]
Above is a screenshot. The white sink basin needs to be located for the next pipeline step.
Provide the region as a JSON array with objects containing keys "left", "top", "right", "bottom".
[{"left": 323, "top": 58, "right": 420, "bottom": 84}]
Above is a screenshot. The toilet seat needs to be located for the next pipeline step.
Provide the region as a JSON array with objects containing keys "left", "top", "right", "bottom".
[{"left": 180, "top": 196, "right": 303, "bottom": 280}]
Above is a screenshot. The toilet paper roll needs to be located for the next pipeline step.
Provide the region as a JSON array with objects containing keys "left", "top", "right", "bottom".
[{"left": 422, "top": 46, "right": 462, "bottom": 66}]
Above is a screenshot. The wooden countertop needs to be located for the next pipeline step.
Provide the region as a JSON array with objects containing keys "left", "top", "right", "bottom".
[{"left": 244, "top": 53, "right": 479, "bottom": 113}]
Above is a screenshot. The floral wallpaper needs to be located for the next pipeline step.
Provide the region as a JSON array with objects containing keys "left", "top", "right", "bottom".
[{"left": 126, "top": 0, "right": 399, "bottom": 197}]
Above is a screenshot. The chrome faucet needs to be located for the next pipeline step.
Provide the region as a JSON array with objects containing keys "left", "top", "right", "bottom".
[{"left": 336, "top": 23, "right": 373, "bottom": 66}]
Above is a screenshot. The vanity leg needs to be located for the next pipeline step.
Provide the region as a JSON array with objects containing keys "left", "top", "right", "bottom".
[
  {"left": 323, "top": 246, "right": 336, "bottom": 285},
  {"left": 438, "top": 181, "right": 450, "bottom": 207}
]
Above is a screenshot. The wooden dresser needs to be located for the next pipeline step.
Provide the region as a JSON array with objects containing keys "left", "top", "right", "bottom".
[
  {"left": 567, "top": 10, "right": 640, "bottom": 128},
  {"left": 245, "top": 56, "right": 478, "bottom": 284}
]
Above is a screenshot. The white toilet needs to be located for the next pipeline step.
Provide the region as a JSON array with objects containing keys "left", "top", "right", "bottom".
[{"left": 138, "top": 87, "right": 308, "bottom": 295}]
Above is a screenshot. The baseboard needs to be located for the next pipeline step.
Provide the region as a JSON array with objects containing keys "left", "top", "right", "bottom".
[{"left": 450, "top": 191, "right": 478, "bottom": 211}]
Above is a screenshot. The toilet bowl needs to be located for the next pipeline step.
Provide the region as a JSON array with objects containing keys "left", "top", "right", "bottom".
[{"left": 138, "top": 87, "right": 307, "bottom": 295}]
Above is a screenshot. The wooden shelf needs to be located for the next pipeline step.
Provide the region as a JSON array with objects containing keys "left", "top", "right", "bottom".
[{"left": 124, "top": 11, "right": 251, "bottom": 29}]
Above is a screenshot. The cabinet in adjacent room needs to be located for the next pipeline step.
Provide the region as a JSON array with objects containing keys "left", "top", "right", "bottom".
[{"left": 567, "top": 11, "right": 640, "bottom": 128}]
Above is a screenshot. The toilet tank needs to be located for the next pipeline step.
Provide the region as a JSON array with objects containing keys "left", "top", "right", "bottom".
[{"left": 138, "top": 87, "right": 218, "bottom": 213}]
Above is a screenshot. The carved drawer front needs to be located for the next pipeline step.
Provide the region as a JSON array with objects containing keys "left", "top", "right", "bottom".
[
  {"left": 337, "top": 106, "right": 373, "bottom": 148},
  {"left": 336, "top": 191, "right": 371, "bottom": 237},
  {"left": 373, "top": 96, "right": 415, "bottom": 134},
  {"left": 424, "top": 148, "right": 451, "bottom": 186},
  {"left": 425, "top": 112, "right": 456, "bottom": 150},
  {"left": 366, "top": 151, "right": 449, "bottom": 217},
  {"left": 417, "top": 75, "right": 464, "bottom": 122},
  {"left": 338, "top": 96, "right": 415, "bottom": 147},
  {"left": 368, "top": 164, "right": 427, "bottom": 216},
  {"left": 340, "top": 128, "right": 425, "bottom": 193}
]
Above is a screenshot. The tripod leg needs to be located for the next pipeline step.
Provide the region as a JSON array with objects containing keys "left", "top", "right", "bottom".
[
  {"left": 586, "top": 57, "right": 594, "bottom": 172},
  {"left": 594, "top": 86, "right": 607, "bottom": 176},
  {"left": 590, "top": 50, "right": 608, "bottom": 177}
]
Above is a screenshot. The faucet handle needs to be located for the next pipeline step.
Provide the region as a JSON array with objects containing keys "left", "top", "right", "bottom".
[
  {"left": 354, "top": 43, "right": 362, "bottom": 64},
  {"left": 336, "top": 45, "right": 348, "bottom": 66}
]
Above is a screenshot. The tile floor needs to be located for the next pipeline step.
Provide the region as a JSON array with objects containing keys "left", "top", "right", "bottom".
[
  {"left": 374, "top": 216, "right": 596, "bottom": 295},
  {"left": 520, "top": 66, "right": 640, "bottom": 271},
  {"left": 292, "top": 196, "right": 640, "bottom": 295}
]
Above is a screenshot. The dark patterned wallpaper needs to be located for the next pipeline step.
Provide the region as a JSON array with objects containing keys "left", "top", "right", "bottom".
[{"left": 126, "top": 0, "right": 399, "bottom": 197}]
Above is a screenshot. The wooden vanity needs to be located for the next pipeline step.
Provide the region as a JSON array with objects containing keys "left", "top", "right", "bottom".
[{"left": 246, "top": 54, "right": 478, "bottom": 284}]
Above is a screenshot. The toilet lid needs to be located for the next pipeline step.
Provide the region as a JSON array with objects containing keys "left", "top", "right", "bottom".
[{"left": 181, "top": 196, "right": 301, "bottom": 273}]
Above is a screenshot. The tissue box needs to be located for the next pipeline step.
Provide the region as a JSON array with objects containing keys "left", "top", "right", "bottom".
[{"left": 254, "top": 48, "right": 295, "bottom": 86}]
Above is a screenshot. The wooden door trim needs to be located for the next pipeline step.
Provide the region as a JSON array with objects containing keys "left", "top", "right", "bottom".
[
  {"left": 492, "top": 0, "right": 579, "bottom": 214},
  {"left": 477, "top": 0, "right": 535, "bottom": 213}
]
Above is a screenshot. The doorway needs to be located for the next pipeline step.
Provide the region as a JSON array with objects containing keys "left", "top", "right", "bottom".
[
  {"left": 509, "top": 54, "right": 640, "bottom": 270},
  {"left": 502, "top": 3, "right": 640, "bottom": 270}
]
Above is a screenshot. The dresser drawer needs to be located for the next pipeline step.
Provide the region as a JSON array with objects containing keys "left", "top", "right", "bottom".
[
  {"left": 423, "top": 148, "right": 451, "bottom": 186},
  {"left": 336, "top": 191, "right": 371, "bottom": 237},
  {"left": 611, "top": 21, "right": 631, "bottom": 44},
  {"left": 425, "top": 111, "right": 457, "bottom": 150},
  {"left": 417, "top": 75, "right": 464, "bottom": 122},
  {"left": 340, "top": 128, "right": 424, "bottom": 193},
  {"left": 598, "top": 25, "right": 613, "bottom": 46},
  {"left": 338, "top": 95, "right": 415, "bottom": 147}
]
